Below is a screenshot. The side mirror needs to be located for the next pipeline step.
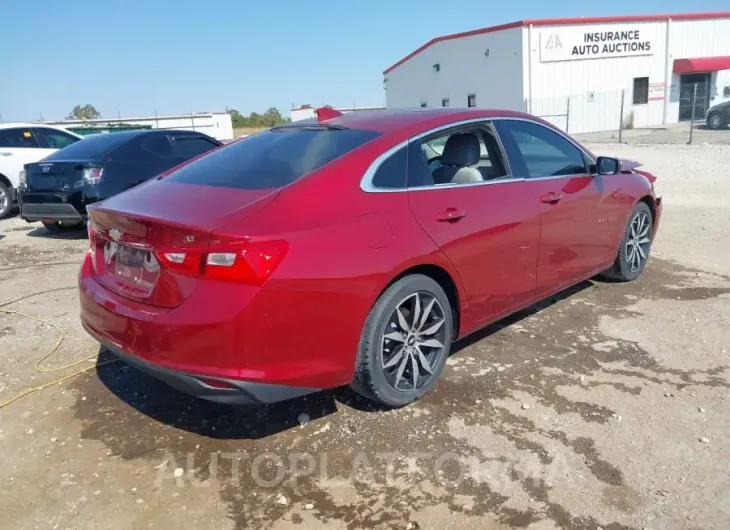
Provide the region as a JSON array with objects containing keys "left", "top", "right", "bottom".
[{"left": 596, "top": 156, "right": 620, "bottom": 175}]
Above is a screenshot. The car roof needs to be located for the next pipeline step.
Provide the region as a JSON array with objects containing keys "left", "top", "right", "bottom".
[
  {"left": 0, "top": 122, "right": 72, "bottom": 130},
  {"left": 292, "top": 108, "right": 539, "bottom": 135}
]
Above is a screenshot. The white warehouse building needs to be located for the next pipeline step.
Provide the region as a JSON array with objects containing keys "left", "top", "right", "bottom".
[
  {"left": 383, "top": 12, "right": 730, "bottom": 134},
  {"left": 46, "top": 112, "right": 234, "bottom": 141}
]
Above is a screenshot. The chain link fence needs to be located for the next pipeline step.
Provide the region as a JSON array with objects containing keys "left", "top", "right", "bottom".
[{"left": 527, "top": 83, "right": 729, "bottom": 145}]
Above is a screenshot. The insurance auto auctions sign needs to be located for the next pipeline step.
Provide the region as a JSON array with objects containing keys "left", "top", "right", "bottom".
[{"left": 540, "top": 25, "right": 655, "bottom": 62}]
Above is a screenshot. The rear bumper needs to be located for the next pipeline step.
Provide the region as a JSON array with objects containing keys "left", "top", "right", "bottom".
[
  {"left": 21, "top": 202, "right": 85, "bottom": 222},
  {"left": 20, "top": 191, "right": 87, "bottom": 222},
  {"left": 84, "top": 323, "right": 318, "bottom": 405}
]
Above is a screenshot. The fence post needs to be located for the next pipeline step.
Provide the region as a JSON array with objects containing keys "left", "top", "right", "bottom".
[
  {"left": 190, "top": 111, "right": 195, "bottom": 131},
  {"left": 565, "top": 96, "right": 570, "bottom": 134},
  {"left": 618, "top": 89, "right": 625, "bottom": 143},
  {"left": 688, "top": 83, "right": 697, "bottom": 145}
]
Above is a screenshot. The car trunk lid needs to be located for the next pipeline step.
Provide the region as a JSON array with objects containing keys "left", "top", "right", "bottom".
[
  {"left": 87, "top": 179, "right": 282, "bottom": 308},
  {"left": 25, "top": 160, "right": 100, "bottom": 192}
]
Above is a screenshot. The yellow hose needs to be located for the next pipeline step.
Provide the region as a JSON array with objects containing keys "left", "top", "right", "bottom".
[{"left": 0, "top": 287, "right": 120, "bottom": 410}]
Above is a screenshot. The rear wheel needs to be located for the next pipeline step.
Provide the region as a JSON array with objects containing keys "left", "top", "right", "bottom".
[
  {"left": 707, "top": 112, "right": 726, "bottom": 130},
  {"left": 0, "top": 182, "right": 11, "bottom": 219},
  {"left": 42, "top": 220, "right": 84, "bottom": 232},
  {"left": 351, "top": 274, "right": 453, "bottom": 407},
  {"left": 600, "top": 202, "right": 653, "bottom": 281}
]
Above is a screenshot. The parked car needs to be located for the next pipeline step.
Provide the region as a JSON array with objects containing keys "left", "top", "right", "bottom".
[
  {"left": 79, "top": 107, "right": 662, "bottom": 407},
  {"left": 20, "top": 130, "right": 222, "bottom": 231},
  {"left": 0, "top": 123, "right": 83, "bottom": 219},
  {"left": 706, "top": 101, "right": 730, "bottom": 130}
]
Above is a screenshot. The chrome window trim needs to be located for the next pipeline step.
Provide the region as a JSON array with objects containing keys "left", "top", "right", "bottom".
[{"left": 359, "top": 116, "right": 596, "bottom": 193}]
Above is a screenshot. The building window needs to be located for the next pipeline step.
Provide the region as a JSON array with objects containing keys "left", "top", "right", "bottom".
[
  {"left": 433, "top": 64, "right": 440, "bottom": 72},
  {"left": 467, "top": 94, "right": 476, "bottom": 108},
  {"left": 633, "top": 77, "right": 649, "bottom": 104},
  {"left": 442, "top": 98, "right": 450, "bottom": 107},
  {"left": 420, "top": 102, "right": 427, "bottom": 108}
]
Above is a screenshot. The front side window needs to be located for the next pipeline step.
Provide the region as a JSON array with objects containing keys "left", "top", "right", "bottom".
[
  {"left": 166, "top": 126, "right": 380, "bottom": 190},
  {"left": 0, "top": 128, "right": 40, "bottom": 148},
  {"left": 407, "top": 124, "right": 508, "bottom": 187},
  {"left": 494, "top": 120, "right": 587, "bottom": 179},
  {"left": 33, "top": 128, "right": 80, "bottom": 149}
]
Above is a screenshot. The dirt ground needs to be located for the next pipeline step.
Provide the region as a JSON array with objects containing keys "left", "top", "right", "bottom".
[{"left": 1, "top": 143, "right": 729, "bottom": 530}]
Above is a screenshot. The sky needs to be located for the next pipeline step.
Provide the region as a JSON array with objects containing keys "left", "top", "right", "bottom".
[{"left": 2, "top": 0, "right": 728, "bottom": 121}]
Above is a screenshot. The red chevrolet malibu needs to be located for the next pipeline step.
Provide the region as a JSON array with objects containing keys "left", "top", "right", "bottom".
[{"left": 79, "top": 108, "right": 662, "bottom": 407}]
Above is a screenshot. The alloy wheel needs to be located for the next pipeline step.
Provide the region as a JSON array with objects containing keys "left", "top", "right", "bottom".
[
  {"left": 709, "top": 114, "right": 722, "bottom": 129},
  {"left": 625, "top": 211, "right": 651, "bottom": 273},
  {"left": 0, "top": 188, "right": 7, "bottom": 212},
  {"left": 381, "top": 292, "right": 447, "bottom": 392}
]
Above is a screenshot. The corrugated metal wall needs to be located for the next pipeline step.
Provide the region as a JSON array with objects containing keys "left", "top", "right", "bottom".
[
  {"left": 384, "top": 27, "right": 525, "bottom": 112},
  {"left": 526, "top": 17, "right": 730, "bottom": 133},
  {"left": 385, "top": 15, "right": 730, "bottom": 135}
]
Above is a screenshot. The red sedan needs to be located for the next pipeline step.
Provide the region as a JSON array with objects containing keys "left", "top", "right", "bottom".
[{"left": 79, "top": 107, "right": 662, "bottom": 407}]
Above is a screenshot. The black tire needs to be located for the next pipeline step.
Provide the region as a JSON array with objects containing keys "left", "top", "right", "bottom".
[
  {"left": 42, "top": 221, "right": 63, "bottom": 232},
  {"left": 0, "top": 182, "right": 11, "bottom": 220},
  {"left": 42, "top": 220, "right": 83, "bottom": 232},
  {"left": 601, "top": 202, "right": 653, "bottom": 282},
  {"left": 351, "top": 274, "right": 453, "bottom": 407},
  {"left": 706, "top": 112, "right": 727, "bottom": 130}
]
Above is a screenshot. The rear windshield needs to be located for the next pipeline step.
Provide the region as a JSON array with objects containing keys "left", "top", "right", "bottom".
[
  {"left": 165, "top": 127, "right": 381, "bottom": 189},
  {"left": 43, "top": 132, "right": 131, "bottom": 160}
]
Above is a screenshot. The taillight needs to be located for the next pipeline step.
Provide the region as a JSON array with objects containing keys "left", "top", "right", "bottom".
[
  {"left": 75, "top": 167, "right": 104, "bottom": 188},
  {"left": 155, "top": 240, "right": 288, "bottom": 286}
]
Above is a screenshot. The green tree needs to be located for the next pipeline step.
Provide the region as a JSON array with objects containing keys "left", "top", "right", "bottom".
[
  {"left": 66, "top": 104, "right": 101, "bottom": 120},
  {"left": 228, "top": 107, "right": 290, "bottom": 129}
]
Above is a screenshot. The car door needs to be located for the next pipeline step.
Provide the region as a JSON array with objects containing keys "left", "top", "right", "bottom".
[
  {"left": 494, "top": 119, "right": 618, "bottom": 294},
  {"left": 0, "top": 127, "right": 43, "bottom": 188},
  {"left": 406, "top": 122, "right": 541, "bottom": 324}
]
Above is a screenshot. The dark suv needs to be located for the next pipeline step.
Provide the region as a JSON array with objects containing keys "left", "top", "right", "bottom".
[
  {"left": 19, "top": 130, "right": 221, "bottom": 231},
  {"left": 706, "top": 101, "right": 730, "bottom": 130}
]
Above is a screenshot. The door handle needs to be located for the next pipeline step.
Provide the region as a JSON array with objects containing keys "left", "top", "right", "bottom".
[
  {"left": 540, "top": 193, "right": 563, "bottom": 204},
  {"left": 436, "top": 208, "right": 466, "bottom": 222}
]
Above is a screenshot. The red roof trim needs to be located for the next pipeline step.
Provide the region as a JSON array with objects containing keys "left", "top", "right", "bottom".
[
  {"left": 383, "top": 12, "right": 730, "bottom": 75},
  {"left": 673, "top": 56, "right": 730, "bottom": 73}
]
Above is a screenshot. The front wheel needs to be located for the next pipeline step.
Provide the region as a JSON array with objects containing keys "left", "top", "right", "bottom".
[
  {"left": 351, "top": 274, "right": 453, "bottom": 407},
  {"left": 707, "top": 112, "right": 727, "bottom": 130},
  {"left": 0, "top": 182, "right": 11, "bottom": 219},
  {"left": 600, "top": 202, "right": 653, "bottom": 281}
]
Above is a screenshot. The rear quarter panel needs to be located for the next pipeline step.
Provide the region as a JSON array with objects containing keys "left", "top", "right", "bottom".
[{"left": 211, "top": 140, "right": 471, "bottom": 387}]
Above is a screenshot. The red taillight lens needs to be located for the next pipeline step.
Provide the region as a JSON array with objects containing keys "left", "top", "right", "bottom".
[{"left": 154, "top": 240, "right": 288, "bottom": 286}]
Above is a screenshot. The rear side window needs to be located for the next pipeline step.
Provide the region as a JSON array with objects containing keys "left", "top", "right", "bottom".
[
  {"left": 166, "top": 127, "right": 381, "bottom": 190},
  {"left": 170, "top": 135, "right": 219, "bottom": 158},
  {"left": 43, "top": 132, "right": 131, "bottom": 160},
  {"left": 0, "top": 128, "right": 40, "bottom": 148},
  {"left": 33, "top": 128, "right": 80, "bottom": 149},
  {"left": 140, "top": 135, "right": 175, "bottom": 160},
  {"left": 372, "top": 147, "right": 408, "bottom": 189}
]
